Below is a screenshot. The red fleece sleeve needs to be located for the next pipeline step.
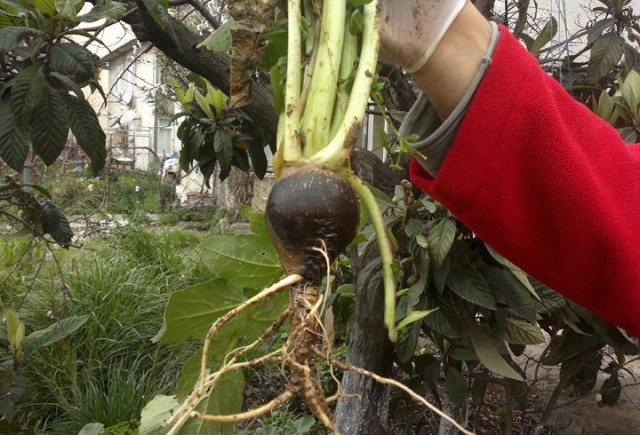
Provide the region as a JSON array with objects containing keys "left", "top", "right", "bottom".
[{"left": 409, "top": 25, "right": 640, "bottom": 337}]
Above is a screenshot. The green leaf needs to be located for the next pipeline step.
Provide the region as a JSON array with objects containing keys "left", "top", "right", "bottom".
[
  {"left": 447, "top": 264, "right": 496, "bottom": 310},
  {"left": 503, "top": 319, "right": 545, "bottom": 345},
  {"left": 22, "top": 315, "right": 88, "bottom": 350},
  {"left": 138, "top": 0, "right": 178, "bottom": 44},
  {"left": 49, "top": 43, "right": 98, "bottom": 82},
  {"left": 214, "top": 128, "right": 233, "bottom": 180},
  {"left": 426, "top": 217, "right": 456, "bottom": 266},
  {"left": 531, "top": 278, "right": 565, "bottom": 314},
  {"left": 466, "top": 318, "right": 523, "bottom": 380},
  {"left": 36, "top": 197, "right": 73, "bottom": 247},
  {"left": 247, "top": 139, "right": 268, "bottom": 179},
  {"left": 156, "top": 278, "right": 287, "bottom": 346},
  {"left": 49, "top": 71, "right": 86, "bottom": 99},
  {"left": 139, "top": 394, "right": 179, "bottom": 435},
  {"left": 485, "top": 245, "right": 539, "bottom": 301},
  {"left": 78, "top": 423, "right": 105, "bottom": 435},
  {"left": 182, "top": 369, "right": 244, "bottom": 435},
  {"left": 588, "top": 32, "right": 624, "bottom": 84},
  {"left": 396, "top": 309, "right": 437, "bottom": 332},
  {"left": 30, "top": 84, "right": 69, "bottom": 165},
  {"left": 621, "top": 70, "right": 640, "bottom": 114},
  {"left": 600, "top": 373, "right": 622, "bottom": 406},
  {"left": 62, "top": 94, "right": 106, "bottom": 173},
  {"left": 446, "top": 366, "right": 467, "bottom": 406},
  {"left": 10, "top": 65, "right": 46, "bottom": 125},
  {"left": 240, "top": 206, "right": 269, "bottom": 240},
  {"left": 5, "top": 310, "right": 24, "bottom": 358},
  {"left": 200, "top": 233, "right": 281, "bottom": 289},
  {"left": 530, "top": 18, "right": 558, "bottom": 55},
  {"left": 156, "top": 279, "right": 245, "bottom": 344},
  {"left": 77, "top": 0, "right": 127, "bottom": 23},
  {"left": 0, "top": 98, "right": 29, "bottom": 171},
  {"left": 0, "top": 26, "right": 44, "bottom": 52},
  {"left": 196, "top": 18, "right": 234, "bottom": 52},
  {"left": 55, "top": 0, "right": 80, "bottom": 20},
  {"left": 482, "top": 267, "right": 537, "bottom": 323},
  {"left": 35, "top": 0, "right": 57, "bottom": 15}
]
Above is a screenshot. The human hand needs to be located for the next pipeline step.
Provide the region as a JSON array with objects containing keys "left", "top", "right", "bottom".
[{"left": 379, "top": 0, "right": 467, "bottom": 73}]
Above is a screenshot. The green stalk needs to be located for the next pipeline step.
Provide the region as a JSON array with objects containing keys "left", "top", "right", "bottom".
[
  {"left": 300, "top": 0, "right": 346, "bottom": 157},
  {"left": 350, "top": 175, "right": 398, "bottom": 343},
  {"left": 310, "top": 0, "right": 380, "bottom": 171},
  {"left": 282, "top": 0, "right": 303, "bottom": 163},
  {"left": 330, "top": 18, "right": 358, "bottom": 139}
]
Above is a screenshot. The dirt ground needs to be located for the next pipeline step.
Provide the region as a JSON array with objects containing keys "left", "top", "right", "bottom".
[{"left": 517, "top": 344, "right": 640, "bottom": 435}]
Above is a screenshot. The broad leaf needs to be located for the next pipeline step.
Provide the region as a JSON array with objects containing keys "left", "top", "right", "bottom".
[
  {"left": 485, "top": 245, "right": 539, "bottom": 301},
  {"left": 0, "top": 369, "right": 28, "bottom": 423},
  {"left": 22, "top": 314, "right": 88, "bottom": 350},
  {"left": 139, "top": 394, "right": 179, "bottom": 435},
  {"left": 196, "top": 18, "right": 234, "bottom": 52},
  {"left": 214, "top": 128, "right": 233, "bottom": 180},
  {"left": 600, "top": 373, "right": 622, "bottom": 406},
  {"left": 447, "top": 264, "right": 496, "bottom": 310},
  {"left": 156, "top": 278, "right": 287, "bottom": 345},
  {"left": 62, "top": 94, "right": 106, "bottom": 173},
  {"left": 396, "top": 309, "right": 437, "bottom": 332},
  {"left": 446, "top": 366, "right": 467, "bottom": 406},
  {"left": 530, "top": 18, "right": 558, "bottom": 55},
  {"left": 621, "top": 70, "right": 640, "bottom": 114},
  {"left": 30, "top": 84, "right": 69, "bottom": 165},
  {"left": 426, "top": 217, "right": 456, "bottom": 266},
  {"left": 483, "top": 267, "right": 537, "bottom": 323},
  {"left": 10, "top": 65, "right": 46, "bottom": 125},
  {"left": 77, "top": 0, "right": 127, "bottom": 23},
  {"left": 49, "top": 43, "right": 98, "bottom": 82},
  {"left": 200, "top": 233, "right": 281, "bottom": 289},
  {"left": 36, "top": 197, "right": 73, "bottom": 247},
  {"left": 465, "top": 317, "right": 523, "bottom": 380},
  {"left": 181, "top": 369, "right": 244, "bottom": 435},
  {"left": 0, "top": 98, "right": 29, "bottom": 171},
  {"left": 503, "top": 319, "right": 545, "bottom": 345},
  {"left": 0, "top": 26, "right": 44, "bottom": 52},
  {"left": 78, "top": 423, "right": 105, "bottom": 435},
  {"left": 588, "top": 32, "right": 624, "bottom": 84}
]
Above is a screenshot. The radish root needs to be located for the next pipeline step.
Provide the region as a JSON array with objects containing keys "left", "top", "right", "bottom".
[{"left": 165, "top": 264, "right": 475, "bottom": 435}]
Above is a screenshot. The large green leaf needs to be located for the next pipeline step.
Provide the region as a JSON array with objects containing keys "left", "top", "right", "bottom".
[
  {"left": 77, "top": 0, "right": 127, "bottom": 23},
  {"left": 139, "top": 394, "right": 180, "bottom": 435},
  {"left": 10, "top": 65, "right": 46, "bottom": 125},
  {"left": 49, "top": 43, "right": 98, "bottom": 82},
  {"left": 156, "top": 278, "right": 287, "bottom": 345},
  {"left": 214, "top": 128, "right": 233, "bottom": 180},
  {"left": 588, "top": 32, "right": 624, "bottom": 84},
  {"left": 447, "top": 264, "right": 496, "bottom": 310},
  {"left": 482, "top": 267, "right": 537, "bottom": 323},
  {"left": 29, "top": 84, "right": 69, "bottom": 165},
  {"left": 156, "top": 278, "right": 245, "bottom": 344},
  {"left": 36, "top": 197, "right": 73, "bottom": 247},
  {"left": 426, "top": 217, "right": 456, "bottom": 266},
  {"left": 446, "top": 366, "right": 467, "bottom": 406},
  {"left": 200, "top": 233, "right": 281, "bottom": 289},
  {"left": 465, "top": 317, "right": 523, "bottom": 381},
  {"left": 180, "top": 369, "right": 244, "bottom": 435},
  {"left": 503, "top": 319, "right": 545, "bottom": 345},
  {"left": 600, "top": 373, "right": 622, "bottom": 406},
  {"left": 530, "top": 18, "right": 558, "bottom": 55},
  {"left": 22, "top": 315, "right": 88, "bottom": 350},
  {"left": 0, "top": 98, "right": 29, "bottom": 171},
  {"left": 62, "top": 94, "right": 106, "bottom": 173},
  {"left": 0, "top": 26, "right": 44, "bottom": 52},
  {"left": 196, "top": 18, "right": 234, "bottom": 52}
]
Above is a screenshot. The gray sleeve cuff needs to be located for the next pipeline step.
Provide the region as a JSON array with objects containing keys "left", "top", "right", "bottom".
[{"left": 400, "top": 21, "right": 500, "bottom": 177}]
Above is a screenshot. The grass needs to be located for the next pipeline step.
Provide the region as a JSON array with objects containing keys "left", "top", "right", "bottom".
[{"left": 0, "top": 226, "right": 203, "bottom": 433}]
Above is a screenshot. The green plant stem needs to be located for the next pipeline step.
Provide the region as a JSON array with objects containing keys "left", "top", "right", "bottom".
[
  {"left": 330, "top": 18, "right": 358, "bottom": 139},
  {"left": 349, "top": 175, "right": 397, "bottom": 342},
  {"left": 300, "top": 0, "right": 346, "bottom": 157},
  {"left": 310, "top": 0, "right": 380, "bottom": 171},
  {"left": 282, "top": 0, "right": 303, "bottom": 163}
]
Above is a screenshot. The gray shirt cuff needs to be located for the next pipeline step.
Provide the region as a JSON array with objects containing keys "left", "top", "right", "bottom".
[{"left": 400, "top": 21, "right": 500, "bottom": 177}]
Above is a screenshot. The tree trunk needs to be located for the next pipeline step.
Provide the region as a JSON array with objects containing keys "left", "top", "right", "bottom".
[
  {"left": 335, "top": 149, "right": 403, "bottom": 434},
  {"left": 225, "top": 167, "right": 254, "bottom": 223}
]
